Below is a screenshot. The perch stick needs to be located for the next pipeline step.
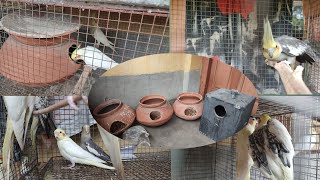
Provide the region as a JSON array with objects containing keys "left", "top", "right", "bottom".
[
  {"left": 71, "top": 65, "right": 93, "bottom": 95},
  {"left": 32, "top": 95, "right": 84, "bottom": 115},
  {"left": 273, "top": 61, "right": 312, "bottom": 94}
]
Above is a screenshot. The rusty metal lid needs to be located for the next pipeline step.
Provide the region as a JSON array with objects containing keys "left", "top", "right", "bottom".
[{"left": 0, "top": 12, "right": 81, "bottom": 38}]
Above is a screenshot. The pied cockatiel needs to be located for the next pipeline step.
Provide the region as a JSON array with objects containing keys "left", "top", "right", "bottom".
[
  {"left": 236, "top": 117, "right": 257, "bottom": 180},
  {"left": 70, "top": 46, "right": 118, "bottom": 70},
  {"left": 54, "top": 128, "right": 115, "bottom": 170},
  {"left": 262, "top": 16, "right": 319, "bottom": 70},
  {"left": 249, "top": 114, "right": 294, "bottom": 180}
]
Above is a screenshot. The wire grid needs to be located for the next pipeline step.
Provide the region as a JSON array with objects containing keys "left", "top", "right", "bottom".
[
  {"left": 0, "top": 1, "right": 169, "bottom": 96},
  {"left": 184, "top": 0, "right": 319, "bottom": 94},
  {"left": 304, "top": 0, "right": 320, "bottom": 93},
  {"left": 24, "top": 96, "right": 170, "bottom": 179}
]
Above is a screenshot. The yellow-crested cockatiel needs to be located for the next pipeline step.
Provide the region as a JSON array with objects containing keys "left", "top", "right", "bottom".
[
  {"left": 262, "top": 16, "right": 319, "bottom": 70},
  {"left": 236, "top": 117, "right": 257, "bottom": 180},
  {"left": 54, "top": 128, "right": 115, "bottom": 170},
  {"left": 249, "top": 114, "right": 294, "bottom": 180}
]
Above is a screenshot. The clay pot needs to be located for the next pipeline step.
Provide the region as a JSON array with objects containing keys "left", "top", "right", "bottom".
[
  {"left": 0, "top": 36, "right": 81, "bottom": 87},
  {"left": 173, "top": 92, "right": 204, "bottom": 121},
  {"left": 0, "top": 13, "right": 81, "bottom": 86},
  {"left": 92, "top": 99, "right": 136, "bottom": 136},
  {"left": 136, "top": 95, "right": 173, "bottom": 127}
]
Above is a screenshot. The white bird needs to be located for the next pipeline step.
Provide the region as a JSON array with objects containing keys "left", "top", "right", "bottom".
[
  {"left": 2, "top": 96, "right": 36, "bottom": 179},
  {"left": 54, "top": 128, "right": 115, "bottom": 170},
  {"left": 236, "top": 117, "right": 257, "bottom": 180},
  {"left": 70, "top": 46, "right": 119, "bottom": 70},
  {"left": 249, "top": 114, "right": 294, "bottom": 180}
]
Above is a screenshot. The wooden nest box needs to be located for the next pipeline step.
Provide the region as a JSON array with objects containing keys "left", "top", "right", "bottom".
[{"left": 199, "top": 88, "right": 256, "bottom": 142}]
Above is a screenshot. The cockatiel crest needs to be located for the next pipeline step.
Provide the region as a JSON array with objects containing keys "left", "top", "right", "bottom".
[{"left": 262, "top": 16, "right": 282, "bottom": 60}]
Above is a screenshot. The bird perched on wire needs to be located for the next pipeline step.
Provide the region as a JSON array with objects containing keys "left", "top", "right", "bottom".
[
  {"left": 54, "top": 128, "right": 115, "bottom": 170},
  {"left": 90, "top": 18, "right": 117, "bottom": 53},
  {"left": 262, "top": 16, "right": 319, "bottom": 70},
  {"left": 248, "top": 114, "right": 294, "bottom": 180},
  {"left": 70, "top": 46, "right": 119, "bottom": 71},
  {"left": 236, "top": 117, "right": 257, "bottom": 180}
]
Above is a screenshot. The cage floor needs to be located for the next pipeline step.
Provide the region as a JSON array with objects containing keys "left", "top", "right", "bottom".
[{"left": 25, "top": 152, "right": 170, "bottom": 180}]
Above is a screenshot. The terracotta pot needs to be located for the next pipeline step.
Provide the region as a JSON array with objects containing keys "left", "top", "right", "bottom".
[
  {"left": 0, "top": 36, "right": 81, "bottom": 87},
  {"left": 92, "top": 99, "right": 136, "bottom": 136},
  {"left": 173, "top": 92, "right": 204, "bottom": 121},
  {"left": 136, "top": 95, "right": 173, "bottom": 127}
]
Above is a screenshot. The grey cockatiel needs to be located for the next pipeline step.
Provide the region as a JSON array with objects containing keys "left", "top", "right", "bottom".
[
  {"left": 80, "top": 125, "right": 112, "bottom": 163},
  {"left": 122, "top": 125, "right": 151, "bottom": 147},
  {"left": 90, "top": 17, "right": 117, "bottom": 53},
  {"left": 80, "top": 125, "right": 139, "bottom": 165}
]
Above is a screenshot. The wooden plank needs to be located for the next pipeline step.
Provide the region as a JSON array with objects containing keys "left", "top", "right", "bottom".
[{"left": 199, "top": 57, "right": 212, "bottom": 96}]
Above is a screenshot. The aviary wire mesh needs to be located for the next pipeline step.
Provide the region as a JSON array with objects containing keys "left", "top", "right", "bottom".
[
  {"left": 184, "top": 0, "right": 320, "bottom": 94},
  {"left": 171, "top": 96, "right": 320, "bottom": 180},
  {"left": 0, "top": 1, "right": 169, "bottom": 96},
  {"left": 0, "top": 96, "right": 170, "bottom": 180}
]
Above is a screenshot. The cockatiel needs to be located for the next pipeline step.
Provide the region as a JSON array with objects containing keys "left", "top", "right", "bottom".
[
  {"left": 54, "top": 128, "right": 115, "bottom": 170},
  {"left": 236, "top": 117, "right": 257, "bottom": 180},
  {"left": 2, "top": 96, "right": 36, "bottom": 179},
  {"left": 262, "top": 16, "right": 319, "bottom": 70},
  {"left": 90, "top": 18, "right": 117, "bottom": 53},
  {"left": 80, "top": 125, "right": 138, "bottom": 163},
  {"left": 249, "top": 114, "right": 294, "bottom": 180},
  {"left": 122, "top": 125, "right": 151, "bottom": 147},
  {"left": 80, "top": 125, "right": 112, "bottom": 163},
  {"left": 70, "top": 46, "right": 119, "bottom": 70}
]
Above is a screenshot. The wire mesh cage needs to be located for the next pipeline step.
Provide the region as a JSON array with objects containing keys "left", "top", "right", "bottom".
[
  {"left": 1, "top": 96, "right": 320, "bottom": 179},
  {"left": 0, "top": 96, "right": 170, "bottom": 180},
  {"left": 179, "top": 0, "right": 320, "bottom": 94},
  {"left": 171, "top": 96, "right": 320, "bottom": 180},
  {"left": 0, "top": 1, "right": 170, "bottom": 96}
]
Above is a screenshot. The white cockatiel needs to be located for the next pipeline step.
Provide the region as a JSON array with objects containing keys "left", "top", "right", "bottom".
[
  {"left": 236, "top": 117, "right": 257, "bottom": 180},
  {"left": 2, "top": 96, "right": 36, "bottom": 179},
  {"left": 70, "top": 46, "right": 119, "bottom": 70},
  {"left": 3, "top": 96, "right": 36, "bottom": 150},
  {"left": 54, "top": 128, "right": 115, "bottom": 170},
  {"left": 249, "top": 114, "right": 294, "bottom": 180}
]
